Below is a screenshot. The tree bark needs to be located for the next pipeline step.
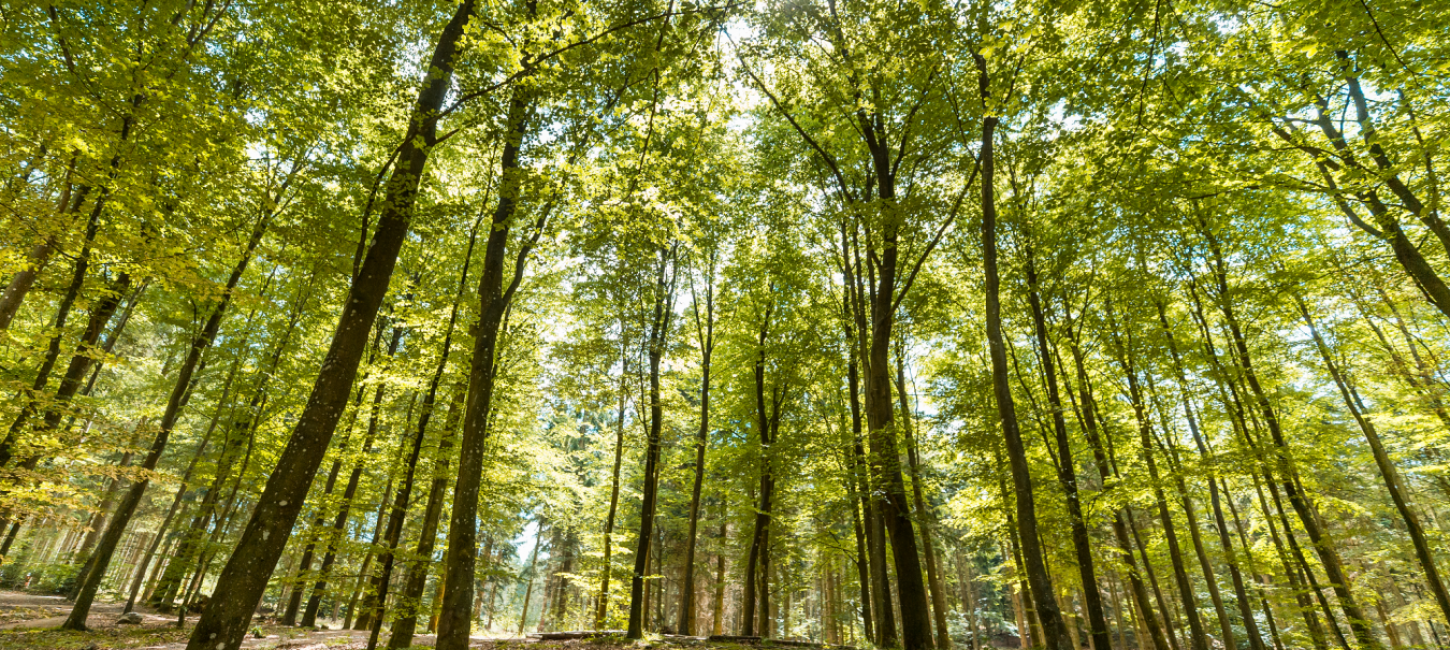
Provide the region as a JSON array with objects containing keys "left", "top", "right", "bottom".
[
  {"left": 677, "top": 255, "right": 715, "bottom": 635},
  {"left": 595, "top": 344, "right": 628, "bottom": 629},
  {"left": 626, "top": 244, "right": 676, "bottom": 639},
  {"left": 977, "top": 98, "right": 1070, "bottom": 649},
  {"left": 1157, "top": 302, "right": 1266, "bottom": 650},
  {"left": 183, "top": 5, "right": 474, "bottom": 645},
  {"left": 65, "top": 209, "right": 267, "bottom": 630},
  {"left": 1066, "top": 331, "right": 1171, "bottom": 650}
]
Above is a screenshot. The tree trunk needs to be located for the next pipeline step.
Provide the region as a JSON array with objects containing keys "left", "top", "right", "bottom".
[
  {"left": 840, "top": 229, "right": 892, "bottom": 648},
  {"left": 894, "top": 352, "right": 951, "bottom": 650},
  {"left": 65, "top": 213, "right": 267, "bottom": 629},
  {"left": 1022, "top": 245, "right": 1111, "bottom": 650},
  {"left": 1202, "top": 228, "right": 1382, "bottom": 650},
  {"left": 183, "top": 6, "right": 474, "bottom": 647},
  {"left": 1157, "top": 302, "right": 1267, "bottom": 650},
  {"left": 1291, "top": 292, "right": 1450, "bottom": 625},
  {"left": 302, "top": 329, "right": 397, "bottom": 627},
  {"left": 519, "top": 519, "right": 545, "bottom": 633},
  {"left": 364, "top": 221, "right": 476, "bottom": 650},
  {"left": 626, "top": 244, "right": 676, "bottom": 639},
  {"left": 1104, "top": 302, "right": 1210, "bottom": 650},
  {"left": 388, "top": 383, "right": 462, "bottom": 648},
  {"left": 977, "top": 101, "right": 1070, "bottom": 650},
  {"left": 436, "top": 83, "right": 543, "bottom": 650},
  {"left": 1066, "top": 331, "right": 1171, "bottom": 650},
  {"left": 595, "top": 351, "right": 628, "bottom": 629},
  {"left": 678, "top": 261, "right": 714, "bottom": 635}
]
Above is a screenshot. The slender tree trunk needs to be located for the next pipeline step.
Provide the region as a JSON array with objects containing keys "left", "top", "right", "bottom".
[
  {"left": 977, "top": 101, "right": 1070, "bottom": 650},
  {"left": 351, "top": 472, "right": 397, "bottom": 632},
  {"left": 595, "top": 357, "right": 628, "bottom": 629},
  {"left": 742, "top": 301, "right": 778, "bottom": 637},
  {"left": 842, "top": 228, "right": 894, "bottom": 649},
  {"left": 388, "top": 383, "right": 462, "bottom": 648},
  {"left": 626, "top": 245, "right": 676, "bottom": 639},
  {"left": 894, "top": 352, "right": 951, "bottom": 649},
  {"left": 65, "top": 215, "right": 267, "bottom": 630},
  {"left": 1067, "top": 331, "right": 1171, "bottom": 650},
  {"left": 712, "top": 517, "right": 727, "bottom": 636},
  {"left": 1291, "top": 292, "right": 1450, "bottom": 624},
  {"left": 184, "top": 7, "right": 474, "bottom": 647},
  {"left": 1201, "top": 229, "right": 1382, "bottom": 650},
  {"left": 1104, "top": 303, "right": 1210, "bottom": 650},
  {"left": 436, "top": 82, "right": 545, "bottom": 650},
  {"left": 364, "top": 222, "right": 476, "bottom": 650},
  {"left": 678, "top": 266, "right": 714, "bottom": 635},
  {"left": 68, "top": 444, "right": 136, "bottom": 591},
  {"left": 519, "top": 519, "right": 545, "bottom": 633},
  {"left": 302, "top": 331, "right": 397, "bottom": 628},
  {"left": 1158, "top": 303, "right": 1266, "bottom": 650},
  {"left": 1022, "top": 245, "right": 1111, "bottom": 650}
]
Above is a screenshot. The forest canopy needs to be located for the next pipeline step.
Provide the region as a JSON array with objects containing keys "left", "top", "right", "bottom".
[{"left": 1, "top": 1, "right": 1449, "bottom": 650}]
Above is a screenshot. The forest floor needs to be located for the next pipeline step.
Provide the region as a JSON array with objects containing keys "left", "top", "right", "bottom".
[
  {"left": 0, "top": 590, "right": 457, "bottom": 649},
  {"left": 0, "top": 590, "right": 853, "bottom": 650}
]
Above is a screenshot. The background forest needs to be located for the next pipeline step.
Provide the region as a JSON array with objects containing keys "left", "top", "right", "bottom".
[{"left": 1, "top": 1, "right": 1448, "bottom": 650}]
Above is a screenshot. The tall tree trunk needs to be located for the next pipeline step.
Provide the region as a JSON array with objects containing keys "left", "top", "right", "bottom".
[
  {"left": 1290, "top": 292, "right": 1450, "bottom": 624},
  {"left": 1201, "top": 228, "right": 1382, "bottom": 650},
  {"left": 519, "top": 519, "right": 545, "bottom": 633},
  {"left": 976, "top": 92, "right": 1070, "bottom": 650},
  {"left": 65, "top": 214, "right": 268, "bottom": 630},
  {"left": 1104, "top": 301, "right": 1210, "bottom": 650},
  {"left": 388, "top": 382, "right": 462, "bottom": 649},
  {"left": 894, "top": 352, "right": 951, "bottom": 650},
  {"left": 184, "top": 6, "right": 474, "bottom": 647},
  {"left": 1066, "top": 330, "right": 1171, "bottom": 650},
  {"left": 1157, "top": 302, "right": 1266, "bottom": 650},
  {"left": 712, "top": 516, "right": 727, "bottom": 636},
  {"left": 595, "top": 350, "right": 628, "bottom": 629},
  {"left": 627, "top": 244, "right": 676, "bottom": 639},
  {"left": 678, "top": 257, "right": 715, "bottom": 635},
  {"left": 1022, "top": 245, "right": 1111, "bottom": 650},
  {"left": 840, "top": 227, "right": 893, "bottom": 648},
  {"left": 350, "top": 472, "right": 398, "bottom": 632},
  {"left": 436, "top": 81, "right": 547, "bottom": 650},
  {"left": 68, "top": 442, "right": 137, "bottom": 591},
  {"left": 302, "top": 325, "right": 399, "bottom": 628},
  {"left": 364, "top": 218, "right": 478, "bottom": 650}
]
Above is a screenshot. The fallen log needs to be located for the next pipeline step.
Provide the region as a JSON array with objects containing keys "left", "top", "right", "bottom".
[{"left": 527, "top": 630, "right": 628, "bottom": 641}]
